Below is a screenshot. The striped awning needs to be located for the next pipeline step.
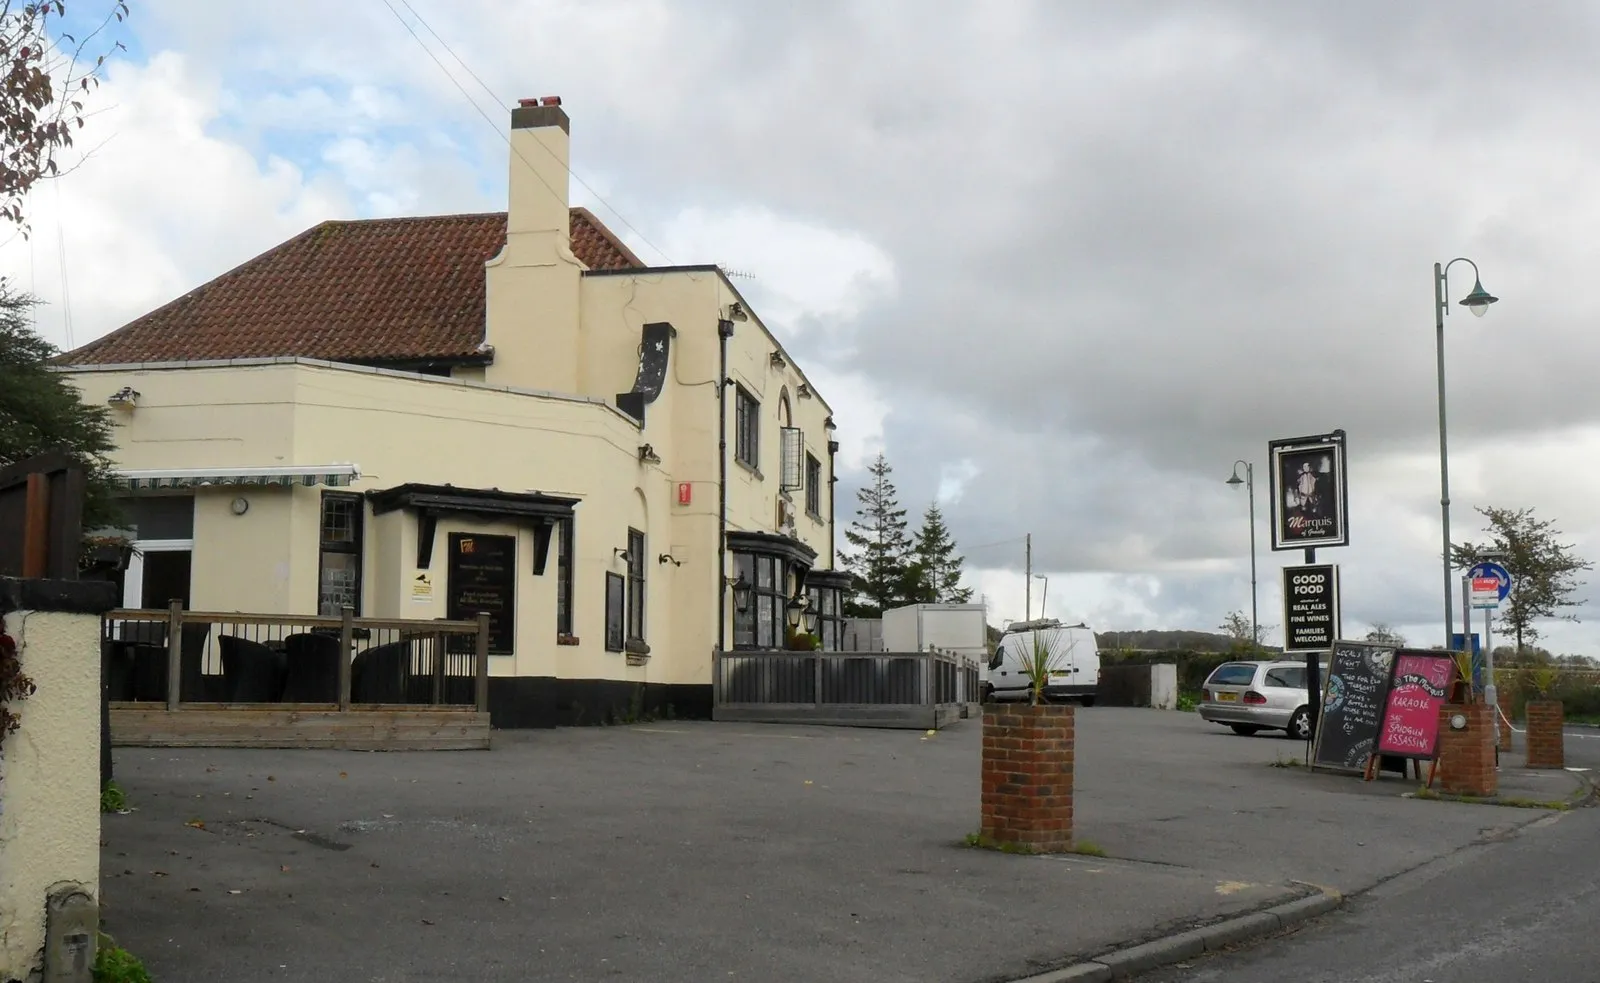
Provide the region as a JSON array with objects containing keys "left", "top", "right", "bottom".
[{"left": 115, "top": 464, "right": 361, "bottom": 491}]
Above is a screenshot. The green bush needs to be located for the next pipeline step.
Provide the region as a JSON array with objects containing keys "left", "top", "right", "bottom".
[
  {"left": 100, "top": 780, "right": 127, "bottom": 814},
  {"left": 94, "top": 934, "right": 152, "bottom": 983}
]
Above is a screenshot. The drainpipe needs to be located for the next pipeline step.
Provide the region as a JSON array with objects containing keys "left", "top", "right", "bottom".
[
  {"left": 717, "top": 318, "right": 734, "bottom": 653},
  {"left": 827, "top": 439, "right": 839, "bottom": 569}
]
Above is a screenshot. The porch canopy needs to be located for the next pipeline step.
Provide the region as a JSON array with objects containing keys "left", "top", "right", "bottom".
[
  {"left": 116, "top": 464, "right": 362, "bottom": 491},
  {"left": 367, "top": 482, "right": 580, "bottom": 573}
]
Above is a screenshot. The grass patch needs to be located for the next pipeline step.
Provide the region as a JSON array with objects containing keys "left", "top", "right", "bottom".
[
  {"left": 93, "top": 933, "right": 152, "bottom": 983},
  {"left": 1268, "top": 755, "right": 1304, "bottom": 769},
  {"left": 100, "top": 780, "right": 128, "bottom": 814},
  {"left": 1412, "top": 786, "right": 1571, "bottom": 810},
  {"left": 963, "top": 832, "right": 1109, "bottom": 857},
  {"left": 1175, "top": 691, "right": 1200, "bottom": 712}
]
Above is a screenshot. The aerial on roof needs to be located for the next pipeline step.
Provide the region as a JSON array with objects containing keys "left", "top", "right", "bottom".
[{"left": 63, "top": 208, "right": 644, "bottom": 366}]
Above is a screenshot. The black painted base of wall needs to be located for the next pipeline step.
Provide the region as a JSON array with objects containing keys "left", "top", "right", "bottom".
[{"left": 488, "top": 677, "right": 713, "bottom": 729}]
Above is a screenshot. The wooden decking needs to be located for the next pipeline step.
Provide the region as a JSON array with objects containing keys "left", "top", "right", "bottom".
[{"left": 110, "top": 703, "right": 492, "bottom": 751}]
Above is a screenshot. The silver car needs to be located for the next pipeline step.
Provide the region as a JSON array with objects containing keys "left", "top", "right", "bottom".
[{"left": 1199, "top": 660, "right": 1317, "bottom": 739}]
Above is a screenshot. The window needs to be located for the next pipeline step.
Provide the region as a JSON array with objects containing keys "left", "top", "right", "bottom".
[
  {"left": 780, "top": 427, "right": 803, "bottom": 491},
  {"left": 807, "top": 582, "right": 844, "bottom": 650},
  {"left": 556, "top": 517, "right": 575, "bottom": 637},
  {"left": 318, "top": 492, "right": 363, "bottom": 615},
  {"left": 731, "top": 551, "right": 787, "bottom": 649},
  {"left": 1206, "top": 663, "right": 1259, "bottom": 687},
  {"left": 604, "top": 573, "right": 625, "bottom": 652},
  {"left": 735, "top": 386, "right": 760, "bottom": 470},
  {"left": 1264, "top": 667, "right": 1306, "bottom": 690},
  {"left": 805, "top": 454, "right": 822, "bottom": 517},
  {"left": 626, "top": 528, "right": 646, "bottom": 641}
]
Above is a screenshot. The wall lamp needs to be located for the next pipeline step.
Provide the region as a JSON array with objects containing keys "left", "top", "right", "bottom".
[
  {"left": 797, "top": 384, "right": 812, "bottom": 399},
  {"left": 726, "top": 301, "right": 749, "bottom": 322},
  {"left": 613, "top": 547, "right": 631, "bottom": 563},
  {"left": 658, "top": 553, "right": 682, "bottom": 567},
  {"left": 726, "top": 572, "right": 752, "bottom": 613},
  {"left": 638, "top": 443, "right": 661, "bottom": 464},
  {"left": 107, "top": 386, "right": 140, "bottom": 409},
  {"left": 769, "top": 351, "right": 787, "bottom": 369}
]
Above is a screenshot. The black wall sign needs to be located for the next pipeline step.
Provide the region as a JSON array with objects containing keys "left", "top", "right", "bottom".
[
  {"left": 1268, "top": 432, "right": 1349, "bottom": 551},
  {"left": 447, "top": 532, "right": 516, "bottom": 655},
  {"left": 1283, "top": 563, "right": 1340, "bottom": 652},
  {"left": 1311, "top": 641, "right": 1394, "bottom": 772}
]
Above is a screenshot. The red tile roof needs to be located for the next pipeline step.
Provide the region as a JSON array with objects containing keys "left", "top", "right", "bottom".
[{"left": 65, "top": 207, "right": 645, "bottom": 366}]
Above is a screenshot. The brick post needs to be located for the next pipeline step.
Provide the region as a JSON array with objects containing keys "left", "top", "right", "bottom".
[
  {"left": 1436, "top": 703, "right": 1497, "bottom": 797},
  {"left": 1525, "top": 700, "right": 1565, "bottom": 770},
  {"left": 981, "top": 703, "right": 1074, "bottom": 853},
  {"left": 1495, "top": 687, "right": 1514, "bottom": 752}
]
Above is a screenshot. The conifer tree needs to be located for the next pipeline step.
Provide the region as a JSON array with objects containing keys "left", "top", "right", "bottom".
[
  {"left": 839, "top": 453, "right": 912, "bottom": 616},
  {"left": 907, "top": 502, "right": 972, "bottom": 604}
]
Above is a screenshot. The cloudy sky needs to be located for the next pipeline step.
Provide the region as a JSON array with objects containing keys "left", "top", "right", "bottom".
[{"left": 10, "top": 1, "right": 1600, "bottom": 653}]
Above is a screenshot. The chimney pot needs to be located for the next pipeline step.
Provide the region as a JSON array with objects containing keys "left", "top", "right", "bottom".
[
  {"left": 517, "top": 98, "right": 540, "bottom": 107},
  {"left": 541, "top": 95, "right": 562, "bottom": 106}
]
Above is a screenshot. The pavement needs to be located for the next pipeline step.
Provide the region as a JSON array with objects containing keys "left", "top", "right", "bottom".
[
  {"left": 99, "top": 709, "right": 1595, "bottom": 983},
  {"left": 1143, "top": 798, "right": 1600, "bottom": 982}
]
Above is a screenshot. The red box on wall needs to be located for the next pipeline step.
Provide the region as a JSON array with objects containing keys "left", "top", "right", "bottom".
[{"left": 677, "top": 482, "right": 692, "bottom": 505}]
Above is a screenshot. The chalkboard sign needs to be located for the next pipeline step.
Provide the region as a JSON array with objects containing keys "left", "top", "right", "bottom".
[
  {"left": 447, "top": 533, "right": 516, "bottom": 655},
  {"left": 1311, "top": 641, "right": 1395, "bottom": 772},
  {"left": 1375, "top": 651, "right": 1455, "bottom": 760}
]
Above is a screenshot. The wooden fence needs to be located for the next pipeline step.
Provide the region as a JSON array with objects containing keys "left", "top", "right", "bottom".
[
  {"left": 713, "top": 648, "right": 980, "bottom": 730},
  {"left": 0, "top": 451, "right": 86, "bottom": 579},
  {"left": 104, "top": 604, "right": 492, "bottom": 750}
]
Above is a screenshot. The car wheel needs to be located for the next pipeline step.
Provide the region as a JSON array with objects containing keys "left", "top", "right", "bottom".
[
  {"left": 1079, "top": 696, "right": 1096, "bottom": 708},
  {"left": 1287, "top": 707, "right": 1312, "bottom": 741},
  {"left": 980, "top": 684, "right": 995, "bottom": 704},
  {"left": 1230, "top": 724, "right": 1261, "bottom": 736}
]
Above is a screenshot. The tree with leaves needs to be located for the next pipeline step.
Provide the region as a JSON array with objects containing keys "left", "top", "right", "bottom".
[
  {"left": 1, "top": 1, "right": 128, "bottom": 235},
  {"left": 905, "top": 501, "right": 973, "bottom": 604},
  {"left": 1365, "top": 623, "right": 1406, "bottom": 647},
  {"left": 839, "top": 452, "right": 912, "bottom": 617},
  {"left": 1453, "top": 505, "right": 1593, "bottom": 653},
  {"left": 0, "top": 285, "right": 121, "bottom": 531}
]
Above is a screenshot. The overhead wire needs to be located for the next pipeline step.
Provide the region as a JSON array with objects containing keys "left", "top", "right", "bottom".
[{"left": 378, "top": 0, "right": 673, "bottom": 265}]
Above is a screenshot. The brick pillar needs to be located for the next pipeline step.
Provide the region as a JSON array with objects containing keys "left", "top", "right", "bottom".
[
  {"left": 1495, "top": 687, "right": 1514, "bottom": 751},
  {"left": 1525, "top": 700, "right": 1565, "bottom": 769},
  {"left": 981, "top": 703, "right": 1074, "bottom": 853},
  {"left": 1436, "top": 703, "right": 1497, "bottom": 797}
]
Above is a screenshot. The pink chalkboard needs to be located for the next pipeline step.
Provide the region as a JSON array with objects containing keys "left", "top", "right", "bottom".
[{"left": 1375, "top": 651, "right": 1456, "bottom": 759}]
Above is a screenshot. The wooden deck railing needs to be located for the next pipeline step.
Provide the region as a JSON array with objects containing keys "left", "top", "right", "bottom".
[
  {"left": 712, "top": 648, "right": 980, "bottom": 729},
  {"left": 103, "top": 603, "right": 491, "bottom": 712}
]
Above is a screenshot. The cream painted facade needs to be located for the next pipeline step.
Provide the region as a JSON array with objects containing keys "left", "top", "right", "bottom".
[
  {"left": 0, "top": 606, "right": 103, "bottom": 977},
  {"left": 62, "top": 98, "right": 843, "bottom": 723}
]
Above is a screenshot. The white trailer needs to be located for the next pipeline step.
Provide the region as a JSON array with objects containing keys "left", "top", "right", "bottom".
[{"left": 881, "top": 603, "right": 990, "bottom": 664}]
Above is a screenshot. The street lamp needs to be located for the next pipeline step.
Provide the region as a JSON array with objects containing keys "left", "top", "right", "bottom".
[
  {"left": 1434, "top": 258, "right": 1499, "bottom": 653},
  {"left": 1034, "top": 574, "right": 1049, "bottom": 619},
  {"left": 1225, "top": 460, "right": 1258, "bottom": 645}
]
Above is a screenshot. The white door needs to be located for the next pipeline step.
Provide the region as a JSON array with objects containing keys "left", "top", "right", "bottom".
[{"left": 123, "top": 539, "right": 194, "bottom": 610}]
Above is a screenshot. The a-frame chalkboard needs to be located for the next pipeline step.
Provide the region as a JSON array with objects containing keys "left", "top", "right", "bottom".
[{"left": 1311, "top": 641, "right": 1396, "bottom": 772}]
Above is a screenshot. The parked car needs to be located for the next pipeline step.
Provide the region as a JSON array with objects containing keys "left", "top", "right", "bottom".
[
  {"left": 1198, "top": 659, "right": 1320, "bottom": 739},
  {"left": 983, "top": 619, "right": 1100, "bottom": 706}
]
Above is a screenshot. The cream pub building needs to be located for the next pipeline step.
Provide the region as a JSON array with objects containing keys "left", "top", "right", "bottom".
[{"left": 61, "top": 97, "right": 851, "bottom": 727}]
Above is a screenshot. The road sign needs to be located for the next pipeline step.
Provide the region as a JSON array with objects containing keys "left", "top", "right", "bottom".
[
  {"left": 1282, "top": 564, "right": 1340, "bottom": 651},
  {"left": 1468, "top": 561, "right": 1513, "bottom": 599},
  {"left": 1470, "top": 576, "right": 1500, "bottom": 609}
]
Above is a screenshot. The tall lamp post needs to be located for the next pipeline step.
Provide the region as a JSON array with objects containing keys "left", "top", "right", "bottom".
[
  {"left": 1225, "top": 461, "right": 1259, "bottom": 645},
  {"left": 1434, "top": 259, "right": 1499, "bottom": 651}
]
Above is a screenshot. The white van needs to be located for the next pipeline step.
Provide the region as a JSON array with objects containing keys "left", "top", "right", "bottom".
[{"left": 983, "top": 619, "right": 1100, "bottom": 706}]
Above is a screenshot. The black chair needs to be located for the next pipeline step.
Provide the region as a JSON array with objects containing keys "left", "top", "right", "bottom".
[
  {"left": 218, "top": 635, "right": 287, "bottom": 703},
  {"left": 351, "top": 640, "right": 411, "bottom": 704},
  {"left": 281, "top": 633, "right": 342, "bottom": 703},
  {"left": 103, "top": 639, "right": 138, "bottom": 702},
  {"left": 179, "top": 622, "right": 213, "bottom": 701}
]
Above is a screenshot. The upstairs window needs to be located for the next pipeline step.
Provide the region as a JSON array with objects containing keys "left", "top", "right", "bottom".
[
  {"left": 627, "top": 528, "right": 646, "bottom": 641},
  {"left": 805, "top": 454, "right": 822, "bottom": 516},
  {"left": 735, "top": 386, "right": 760, "bottom": 470},
  {"left": 780, "top": 427, "right": 804, "bottom": 491}
]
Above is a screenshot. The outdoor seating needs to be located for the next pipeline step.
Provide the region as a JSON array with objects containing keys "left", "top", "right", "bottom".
[
  {"left": 280, "top": 632, "right": 342, "bottom": 703},
  {"left": 352, "top": 639, "right": 412, "bottom": 704},
  {"left": 218, "top": 634, "right": 286, "bottom": 703}
]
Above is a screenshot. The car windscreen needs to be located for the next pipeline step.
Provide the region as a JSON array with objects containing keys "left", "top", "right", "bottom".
[{"left": 1206, "top": 663, "right": 1258, "bottom": 686}]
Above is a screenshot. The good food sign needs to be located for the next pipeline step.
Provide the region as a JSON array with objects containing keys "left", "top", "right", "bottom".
[{"left": 1268, "top": 431, "right": 1349, "bottom": 551}]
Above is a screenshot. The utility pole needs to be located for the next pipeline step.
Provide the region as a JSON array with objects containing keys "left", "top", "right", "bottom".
[{"left": 1024, "top": 534, "right": 1032, "bottom": 621}]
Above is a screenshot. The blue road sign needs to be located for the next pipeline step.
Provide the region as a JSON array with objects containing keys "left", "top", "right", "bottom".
[
  {"left": 1453, "top": 632, "right": 1483, "bottom": 688},
  {"left": 1468, "top": 561, "right": 1513, "bottom": 601}
]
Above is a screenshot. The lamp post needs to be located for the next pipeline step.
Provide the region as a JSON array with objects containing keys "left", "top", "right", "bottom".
[
  {"left": 1225, "top": 460, "right": 1258, "bottom": 644},
  {"left": 1433, "top": 259, "right": 1499, "bottom": 655},
  {"left": 1034, "top": 574, "right": 1049, "bottom": 619}
]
